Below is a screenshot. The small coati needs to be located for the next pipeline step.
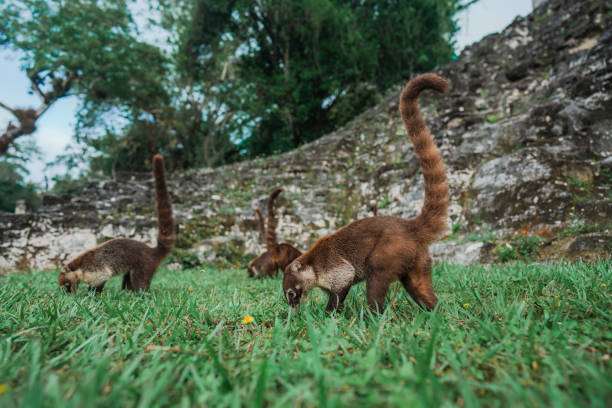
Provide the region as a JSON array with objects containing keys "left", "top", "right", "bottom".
[
  {"left": 282, "top": 73, "right": 450, "bottom": 314},
  {"left": 247, "top": 188, "right": 301, "bottom": 278},
  {"left": 58, "top": 154, "right": 174, "bottom": 293}
]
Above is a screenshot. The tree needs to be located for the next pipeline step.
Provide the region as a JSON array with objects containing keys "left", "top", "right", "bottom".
[
  {"left": 217, "top": 0, "right": 474, "bottom": 157},
  {"left": 82, "top": 0, "right": 245, "bottom": 174},
  {"left": 0, "top": 0, "right": 169, "bottom": 157},
  {"left": 1, "top": 0, "right": 476, "bottom": 174},
  {"left": 0, "top": 160, "right": 39, "bottom": 212}
]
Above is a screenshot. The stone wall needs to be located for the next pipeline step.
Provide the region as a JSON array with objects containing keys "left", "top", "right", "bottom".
[{"left": 1, "top": 0, "right": 610, "bottom": 272}]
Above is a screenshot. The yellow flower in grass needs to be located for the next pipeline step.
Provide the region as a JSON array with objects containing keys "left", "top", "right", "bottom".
[
  {"left": 188, "top": 287, "right": 193, "bottom": 291},
  {"left": 242, "top": 315, "right": 254, "bottom": 324},
  {"left": 0, "top": 384, "right": 7, "bottom": 395},
  {"left": 601, "top": 283, "right": 607, "bottom": 287},
  {"left": 463, "top": 303, "right": 470, "bottom": 308},
  {"left": 554, "top": 295, "right": 559, "bottom": 299}
]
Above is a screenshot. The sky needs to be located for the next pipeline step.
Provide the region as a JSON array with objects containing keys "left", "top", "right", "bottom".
[{"left": 0, "top": 0, "right": 533, "bottom": 185}]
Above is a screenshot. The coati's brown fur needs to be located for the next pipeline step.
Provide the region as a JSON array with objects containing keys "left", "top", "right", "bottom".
[
  {"left": 282, "top": 73, "right": 450, "bottom": 314},
  {"left": 247, "top": 208, "right": 272, "bottom": 278},
  {"left": 247, "top": 188, "right": 301, "bottom": 278},
  {"left": 58, "top": 154, "right": 174, "bottom": 293},
  {"left": 255, "top": 208, "right": 266, "bottom": 244}
]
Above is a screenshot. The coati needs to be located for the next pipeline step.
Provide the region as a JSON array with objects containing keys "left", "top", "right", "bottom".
[
  {"left": 58, "top": 154, "right": 174, "bottom": 294},
  {"left": 247, "top": 188, "right": 301, "bottom": 278},
  {"left": 282, "top": 73, "right": 450, "bottom": 314}
]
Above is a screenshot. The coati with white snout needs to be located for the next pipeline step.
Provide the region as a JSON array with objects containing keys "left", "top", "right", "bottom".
[
  {"left": 58, "top": 154, "right": 174, "bottom": 294},
  {"left": 247, "top": 188, "right": 301, "bottom": 278},
  {"left": 282, "top": 73, "right": 450, "bottom": 314}
]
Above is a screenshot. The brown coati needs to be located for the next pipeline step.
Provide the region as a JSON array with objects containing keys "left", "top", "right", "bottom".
[
  {"left": 247, "top": 187, "right": 301, "bottom": 278},
  {"left": 282, "top": 73, "right": 450, "bottom": 314},
  {"left": 58, "top": 154, "right": 174, "bottom": 294}
]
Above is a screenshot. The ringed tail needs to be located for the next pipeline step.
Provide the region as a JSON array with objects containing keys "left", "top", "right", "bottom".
[
  {"left": 265, "top": 187, "right": 284, "bottom": 255},
  {"left": 255, "top": 208, "right": 266, "bottom": 244},
  {"left": 399, "top": 73, "right": 450, "bottom": 244},
  {"left": 152, "top": 154, "right": 174, "bottom": 261}
]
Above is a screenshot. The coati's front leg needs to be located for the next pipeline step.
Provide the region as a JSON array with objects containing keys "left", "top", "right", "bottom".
[
  {"left": 366, "top": 277, "right": 392, "bottom": 314},
  {"left": 325, "top": 286, "right": 351, "bottom": 313},
  {"left": 129, "top": 269, "right": 153, "bottom": 291},
  {"left": 88, "top": 282, "right": 106, "bottom": 294},
  {"left": 121, "top": 273, "right": 132, "bottom": 290},
  {"left": 400, "top": 257, "right": 438, "bottom": 311}
]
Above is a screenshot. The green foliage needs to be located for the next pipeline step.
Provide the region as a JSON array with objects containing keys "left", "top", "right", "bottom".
[
  {"left": 495, "top": 234, "right": 545, "bottom": 262},
  {"left": 47, "top": 173, "right": 87, "bottom": 195},
  {"left": 515, "top": 235, "right": 544, "bottom": 259},
  {"left": 2, "top": 0, "right": 476, "bottom": 172},
  {"left": 0, "top": 261, "right": 610, "bottom": 406},
  {"left": 231, "top": 0, "right": 465, "bottom": 157},
  {"left": 168, "top": 248, "right": 201, "bottom": 269},
  {"left": 486, "top": 113, "right": 499, "bottom": 123},
  {"left": 0, "top": 160, "right": 40, "bottom": 212},
  {"left": 0, "top": 0, "right": 169, "bottom": 156},
  {"left": 495, "top": 243, "right": 518, "bottom": 262},
  {"left": 566, "top": 176, "right": 591, "bottom": 190},
  {"left": 559, "top": 222, "right": 608, "bottom": 238},
  {"left": 144, "top": 0, "right": 473, "bottom": 169},
  {"left": 377, "top": 196, "right": 391, "bottom": 209},
  {"left": 451, "top": 220, "right": 462, "bottom": 236}
]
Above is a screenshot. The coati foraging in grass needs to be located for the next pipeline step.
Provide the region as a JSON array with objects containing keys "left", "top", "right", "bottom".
[
  {"left": 58, "top": 154, "right": 174, "bottom": 294},
  {"left": 247, "top": 188, "right": 301, "bottom": 278},
  {"left": 282, "top": 73, "right": 450, "bottom": 314}
]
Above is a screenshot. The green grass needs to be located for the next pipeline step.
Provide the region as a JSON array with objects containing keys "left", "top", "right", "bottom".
[{"left": 1, "top": 261, "right": 610, "bottom": 407}]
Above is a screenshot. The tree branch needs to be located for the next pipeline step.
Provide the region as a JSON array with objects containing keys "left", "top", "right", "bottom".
[
  {"left": 29, "top": 75, "right": 48, "bottom": 103},
  {"left": 0, "top": 107, "right": 38, "bottom": 156},
  {"left": 0, "top": 101, "right": 17, "bottom": 117}
]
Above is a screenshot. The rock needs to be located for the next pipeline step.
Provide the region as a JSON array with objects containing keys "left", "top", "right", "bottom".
[
  {"left": 505, "top": 63, "right": 530, "bottom": 82},
  {"left": 14, "top": 200, "right": 31, "bottom": 215},
  {"left": 430, "top": 242, "right": 484, "bottom": 265},
  {"left": 42, "top": 194, "right": 72, "bottom": 207},
  {"left": 166, "top": 262, "right": 184, "bottom": 271},
  {"left": 564, "top": 234, "right": 612, "bottom": 262}
]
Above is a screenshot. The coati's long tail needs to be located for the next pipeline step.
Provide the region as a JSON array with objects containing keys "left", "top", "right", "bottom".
[
  {"left": 255, "top": 208, "right": 266, "bottom": 244},
  {"left": 152, "top": 154, "right": 174, "bottom": 262},
  {"left": 265, "top": 187, "right": 284, "bottom": 255},
  {"left": 399, "top": 73, "right": 450, "bottom": 245}
]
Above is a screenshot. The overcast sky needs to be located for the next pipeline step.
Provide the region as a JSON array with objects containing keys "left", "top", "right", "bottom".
[{"left": 0, "top": 0, "right": 533, "bottom": 185}]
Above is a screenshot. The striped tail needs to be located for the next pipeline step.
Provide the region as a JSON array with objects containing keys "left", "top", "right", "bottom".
[
  {"left": 255, "top": 208, "right": 266, "bottom": 244},
  {"left": 265, "top": 187, "right": 284, "bottom": 255},
  {"left": 152, "top": 154, "right": 174, "bottom": 262},
  {"left": 399, "top": 73, "right": 450, "bottom": 244}
]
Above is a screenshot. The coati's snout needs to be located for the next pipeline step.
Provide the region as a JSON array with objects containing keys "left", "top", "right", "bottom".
[
  {"left": 282, "top": 273, "right": 302, "bottom": 307},
  {"left": 58, "top": 267, "right": 78, "bottom": 294},
  {"left": 283, "top": 260, "right": 315, "bottom": 314},
  {"left": 284, "top": 287, "right": 302, "bottom": 306}
]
